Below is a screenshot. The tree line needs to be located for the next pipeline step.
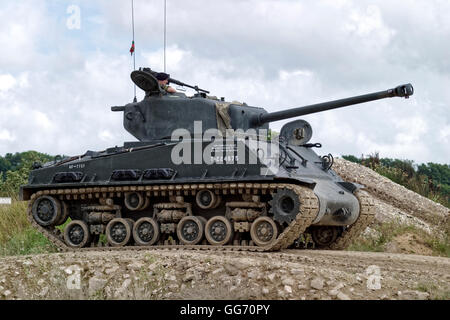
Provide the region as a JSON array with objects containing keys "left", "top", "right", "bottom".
[{"left": 0, "top": 151, "right": 57, "bottom": 197}]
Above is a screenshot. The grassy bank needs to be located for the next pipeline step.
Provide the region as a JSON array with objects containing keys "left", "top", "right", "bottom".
[
  {"left": 342, "top": 154, "right": 449, "bottom": 208},
  {"left": 0, "top": 201, "right": 56, "bottom": 256},
  {"left": 348, "top": 220, "right": 450, "bottom": 258}
]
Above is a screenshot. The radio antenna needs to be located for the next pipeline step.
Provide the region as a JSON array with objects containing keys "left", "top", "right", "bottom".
[
  {"left": 130, "top": 0, "right": 137, "bottom": 102},
  {"left": 164, "top": 0, "right": 167, "bottom": 73}
]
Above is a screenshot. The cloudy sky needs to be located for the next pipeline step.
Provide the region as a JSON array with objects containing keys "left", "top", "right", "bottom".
[{"left": 0, "top": 0, "right": 448, "bottom": 164}]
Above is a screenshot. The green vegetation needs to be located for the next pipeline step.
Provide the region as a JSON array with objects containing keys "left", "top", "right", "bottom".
[
  {"left": 415, "top": 282, "right": 450, "bottom": 300},
  {"left": 0, "top": 151, "right": 58, "bottom": 198},
  {"left": 342, "top": 153, "right": 449, "bottom": 208},
  {"left": 0, "top": 201, "right": 57, "bottom": 256},
  {"left": 0, "top": 151, "right": 59, "bottom": 256},
  {"left": 267, "top": 129, "right": 279, "bottom": 142},
  {"left": 0, "top": 201, "right": 29, "bottom": 244},
  {"left": 348, "top": 220, "right": 450, "bottom": 258},
  {"left": 0, "top": 227, "right": 57, "bottom": 256}
]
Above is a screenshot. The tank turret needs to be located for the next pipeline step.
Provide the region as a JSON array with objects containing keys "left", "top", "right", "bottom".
[{"left": 113, "top": 68, "right": 413, "bottom": 144}]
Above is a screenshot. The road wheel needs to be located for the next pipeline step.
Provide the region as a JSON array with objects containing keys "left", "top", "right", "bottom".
[
  {"left": 205, "top": 216, "right": 233, "bottom": 246},
  {"left": 32, "top": 196, "right": 62, "bottom": 227},
  {"left": 133, "top": 217, "right": 160, "bottom": 246},
  {"left": 177, "top": 216, "right": 204, "bottom": 245},
  {"left": 250, "top": 216, "right": 278, "bottom": 247},
  {"left": 311, "top": 226, "right": 339, "bottom": 248},
  {"left": 64, "top": 220, "right": 91, "bottom": 248},
  {"left": 106, "top": 218, "right": 132, "bottom": 247}
]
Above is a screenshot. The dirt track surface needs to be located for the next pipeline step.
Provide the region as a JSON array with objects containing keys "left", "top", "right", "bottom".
[{"left": 0, "top": 248, "right": 448, "bottom": 300}]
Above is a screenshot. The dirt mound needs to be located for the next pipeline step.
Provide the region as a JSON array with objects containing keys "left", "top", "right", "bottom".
[
  {"left": 383, "top": 233, "right": 434, "bottom": 256},
  {"left": 333, "top": 158, "right": 449, "bottom": 235}
]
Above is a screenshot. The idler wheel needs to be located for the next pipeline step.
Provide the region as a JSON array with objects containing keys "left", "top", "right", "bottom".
[
  {"left": 64, "top": 220, "right": 91, "bottom": 248},
  {"left": 32, "top": 196, "right": 62, "bottom": 227},
  {"left": 124, "top": 192, "right": 145, "bottom": 211},
  {"left": 133, "top": 217, "right": 160, "bottom": 246},
  {"left": 205, "top": 216, "right": 233, "bottom": 246},
  {"left": 250, "top": 217, "right": 278, "bottom": 247},
  {"left": 269, "top": 188, "right": 301, "bottom": 225},
  {"left": 196, "top": 190, "right": 217, "bottom": 209},
  {"left": 106, "top": 218, "right": 132, "bottom": 247},
  {"left": 311, "top": 226, "right": 339, "bottom": 248},
  {"left": 176, "top": 216, "right": 204, "bottom": 245}
]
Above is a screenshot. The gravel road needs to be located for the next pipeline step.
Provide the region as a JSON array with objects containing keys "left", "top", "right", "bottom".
[{"left": 0, "top": 248, "right": 448, "bottom": 300}]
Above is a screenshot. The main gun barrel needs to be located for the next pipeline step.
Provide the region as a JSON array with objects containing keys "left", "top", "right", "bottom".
[{"left": 253, "top": 84, "right": 414, "bottom": 126}]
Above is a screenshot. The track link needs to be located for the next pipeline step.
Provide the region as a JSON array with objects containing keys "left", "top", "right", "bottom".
[{"left": 27, "top": 183, "right": 319, "bottom": 253}]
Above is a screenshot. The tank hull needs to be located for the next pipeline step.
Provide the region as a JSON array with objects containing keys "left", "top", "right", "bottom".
[
  {"left": 20, "top": 138, "right": 372, "bottom": 252},
  {"left": 22, "top": 140, "right": 360, "bottom": 227}
]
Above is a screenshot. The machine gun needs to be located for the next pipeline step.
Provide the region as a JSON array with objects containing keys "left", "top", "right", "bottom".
[{"left": 140, "top": 67, "right": 210, "bottom": 94}]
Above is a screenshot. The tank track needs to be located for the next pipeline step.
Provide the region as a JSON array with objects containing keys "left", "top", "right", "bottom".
[
  {"left": 328, "top": 190, "right": 375, "bottom": 250},
  {"left": 27, "top": 183, "right": 319, "bottom": 253}
]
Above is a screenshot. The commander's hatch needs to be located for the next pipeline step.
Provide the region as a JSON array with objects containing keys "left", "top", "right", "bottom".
[{"left": 131, "top": 70, "right": 163, "bottom": 96}]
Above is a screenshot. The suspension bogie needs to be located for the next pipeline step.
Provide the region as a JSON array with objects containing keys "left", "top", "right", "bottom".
[{"left": 28, "top": 183, "right": 326, "bottom": 251}]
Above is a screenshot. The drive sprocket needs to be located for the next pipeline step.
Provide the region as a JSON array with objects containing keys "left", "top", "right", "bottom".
[{"left": 269, "top": 188, "right": 301, "bottom": 225}]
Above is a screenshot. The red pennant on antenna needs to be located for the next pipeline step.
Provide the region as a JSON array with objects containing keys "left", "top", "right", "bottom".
[{"left": 130, "top": 41, "right": 135, "bottom": 56}]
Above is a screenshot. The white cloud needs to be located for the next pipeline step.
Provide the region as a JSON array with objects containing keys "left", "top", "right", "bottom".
[
  {"left": 0, "top": 1, "right": 49, "bottom": 69},
  {"left": 33, "top": 111, "right": 52, "bottom": 130},
  {"left": 99, "top": 130, "right": 114, "bottom": 142},
  {"left": 345, "top": 5, "right": 395, "bottom": 40},
  {"left": 439, "top": 126, "right": 450, "bottom": 143},
  {"left": 0, "top": 74, "right": 17, "bottom": 92},
  {"left": 142, "top": 45, "right": 188, "bottom": 72},
  {"left": 0, "top": 129, "right": 15, "bottom": 142}
]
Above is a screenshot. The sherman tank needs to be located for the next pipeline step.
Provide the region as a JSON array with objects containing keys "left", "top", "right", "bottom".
[{"left": 20, "top": 68, "right": 414, "bottom": 252}]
